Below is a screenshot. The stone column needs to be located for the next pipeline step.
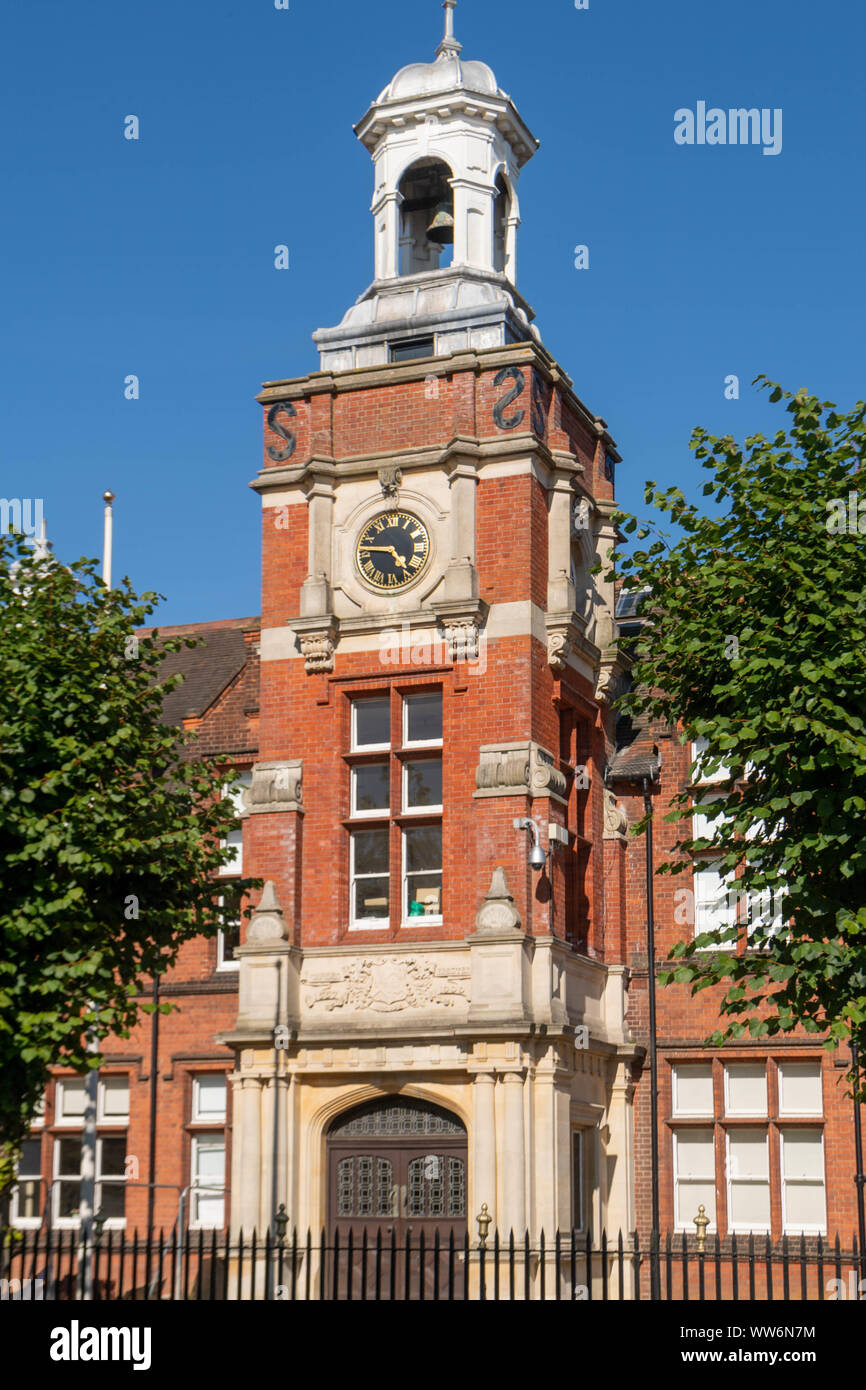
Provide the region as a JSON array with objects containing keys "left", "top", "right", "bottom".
[
  {"left": 533, "top": 1070, "right": 557, "bottom": 1237},
  {"left": 472, "top": 1072, "right": 497, "bottom": 1225},
  {"left": 450, "top": 178, "right": 494, "bottom": 271},
  {"left": 373, "top": 190, "right": 403, "bottom": 281},
  {"left": 547, "top": 471, "right": 575, "bottom": 613},
  {"left": 236, "top": 1076, "right": 262, "bottom": 1235},
  {"left": 300, "top": 477, "right": 335, "bottom": 618},
  {"left": 259, "top": 1076, "right": 276, "bottom": 1235},
  {"left": 504, "top": 212, "right": 520, "bottom": 284},
  {"left": 501, "top": 1072, "right": 526, "bottom": 1236}
]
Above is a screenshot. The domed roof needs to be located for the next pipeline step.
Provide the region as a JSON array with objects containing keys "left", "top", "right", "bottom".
[
  {"left": 378, "top": 52, "right": 500, "bottom": 104},
  {"left": 376, "top": 3, "right": 502, "bottom": 105}
]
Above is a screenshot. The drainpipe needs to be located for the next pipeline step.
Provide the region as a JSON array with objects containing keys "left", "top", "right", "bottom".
[
  {"left": 146, "top": 970, "right": 160, "bottom": 1231},
  {"left": 642, "top": 768, "right": 661, "bottom": 1300},
  {"left": 852, "top": 1042, "right": 866, "bottom": 1279}
]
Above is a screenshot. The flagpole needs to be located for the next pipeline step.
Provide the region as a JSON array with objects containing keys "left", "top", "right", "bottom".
[
  {"left": 102, "top": 490, "right": 115, "bottom": 588},
  {"left": 80, "top": 490, "right": 117, "bottom": 1295}
]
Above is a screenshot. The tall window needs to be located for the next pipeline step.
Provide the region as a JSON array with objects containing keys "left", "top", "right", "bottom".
[
  {"left": 218, "top": 770, "right": 252, "bottom": 876},
  {"left": 51, "top": 1075, "right": 129, "bottom": 1228},
  {"left": 348, "top": 689, "right": 443, "bottom": 930},
  {"left": 190, "top": 1137, "right": 225, "bottom": 1228},
  {"left": 217, "top": 769, "right": 251, "bottom": 967},
  {"left": 10, "top": 1139, "right": 43, "bottom": 1228},
  {"left": 670, "top": 1060, "right": 826, "bottom": 1235},
  {"left": 189, "top": 1074, "right": 227, "bottom": 1229}
]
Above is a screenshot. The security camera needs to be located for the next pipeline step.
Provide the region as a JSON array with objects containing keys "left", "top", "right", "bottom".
[{"left": 529, "top": 842, "right": 547, "bottom": 870}]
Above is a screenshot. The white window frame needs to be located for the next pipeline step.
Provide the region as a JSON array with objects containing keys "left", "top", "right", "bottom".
[
  {"left": 10, "top": 1137, "right": 44, "bottom": 1229},
  {"left": 52, "top": 1135, "right": 83, "bottom": 1230},
  {"left": 693, "top": 861, "right": 739, "bottom": 950},
  {"left": 672, "top": 1129, "right": 717, "bottom": 1233},
  {"left": 217, "top": 770, "right": 251, "bottom": 877},
  {"left": 55, "top": 1077, "right": 87, "bottom": 1126},
  {"left": 671, "top": 1064, "right": 714, "bottom": 1117},
  {"left": 725, "top": 1128, "right": 771, "bottom": 1234},
  {"left": 691, "top": 794, "right": 727, "bottom": 845},
  {"left": 216, "top": 892, "right": 241, "bottom": 972},
  {"left": 777, "top": 1062, "right": 823, "bottom": 1117},
  {"left": 349, "top": 828, "right": 390, "bottom": 931},
  {"left": 190, "top": 1134, "right": 226, "bottom": 1230},
  {"left": 97, "top": 1075, "right": 130, "bottom": 1126},
  {"left": 402, "top": 691, "right": 443, "bottom": 749},
  {"left": 350, "top": 760, "right": 391, "bottom": 819},
  {"left": 401, "top": 824, "right": 443, "bottom": 927},
  {"left": 192, "top": 1074, "right": 228, "bottom": 1124},
  {"left": 401, "top": 756, "right": 443, "bottom": 816},
  {"left": 351, "top": 697, "right": 391, "bottom": 753},
  {"left": 691, "top": 736, "right": 731, "bottom": 785},
  {"left": 745, "top": 884, "right": 787, "bottom": 943},
  {"left": 95, "top": 1134, "right": 128, "bottom": 1230},
  {"left": 780, "top": 1128, "right": 827, "bottom": 1236},
  {"left": 723, "top": 1063, "right": 768, "bottom": 1117}
]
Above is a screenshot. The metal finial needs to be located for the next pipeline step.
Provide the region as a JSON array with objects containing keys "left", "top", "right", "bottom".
[
  {"left": 436, "top": 0, "right": 462, "bottom": 58},
  {"left": 693, "top": 1203, "right": 710, "bottom": 1253}
]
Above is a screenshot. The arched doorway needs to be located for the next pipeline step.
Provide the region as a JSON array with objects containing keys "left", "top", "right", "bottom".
[{"left": 327, "top": 1096, "right": 467, "bottom": 1245}]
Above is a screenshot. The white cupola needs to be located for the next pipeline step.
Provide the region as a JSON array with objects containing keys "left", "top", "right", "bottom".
[{"left": 313, "top": 1, "right": 541, "bottom": 370}]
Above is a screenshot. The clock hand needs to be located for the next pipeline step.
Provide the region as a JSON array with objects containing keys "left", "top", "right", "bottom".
[{"left": 360, "top": 545, "right": 408, "bottom": 568}]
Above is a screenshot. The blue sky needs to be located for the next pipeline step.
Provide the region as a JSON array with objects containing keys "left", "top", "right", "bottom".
[{"left": 2, "top": 0, "right": 863, "bottom": 624}]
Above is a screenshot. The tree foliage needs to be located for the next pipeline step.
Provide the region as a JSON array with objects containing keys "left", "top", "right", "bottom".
[
  {"left": 610, "top": 380, "right": 866, "bottom": 1085},
  {"left": 0, "top": 536, "right": 255, "bottom": 1159}
]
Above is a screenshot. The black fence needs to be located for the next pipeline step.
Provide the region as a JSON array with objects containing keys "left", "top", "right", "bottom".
[{"left": 1, "top": 1226, "right": 864, "bottom": 1301}]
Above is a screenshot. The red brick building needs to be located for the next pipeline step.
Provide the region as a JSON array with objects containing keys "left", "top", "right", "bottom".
[{"left": 10, "top": 7, "right": 860, "bottom": 1257}]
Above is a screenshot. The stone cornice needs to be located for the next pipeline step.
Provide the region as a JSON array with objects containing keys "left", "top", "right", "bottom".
[
  {"left": 253, "top": 342, "right": 618, "bottom": 456},
  {"left": 250, "top": 431, "right": 588, "bottom": 496}
]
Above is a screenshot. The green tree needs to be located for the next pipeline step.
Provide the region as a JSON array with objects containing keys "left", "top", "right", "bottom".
[
  {"left": 611, "top": 380, "right": 866, "bottom": 1089},
  {"left": 0, "top": 535, "right": 256, "bottom": 1187}
]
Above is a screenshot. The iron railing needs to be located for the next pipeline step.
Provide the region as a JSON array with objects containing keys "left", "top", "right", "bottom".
[{"left": 1, "top": 1226, "right": 863, "bottom": 1301}]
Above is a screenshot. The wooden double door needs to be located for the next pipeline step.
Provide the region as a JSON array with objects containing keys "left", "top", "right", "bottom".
[{"left": 327, "top": 1097, "right": 467, "bottom": 1297}]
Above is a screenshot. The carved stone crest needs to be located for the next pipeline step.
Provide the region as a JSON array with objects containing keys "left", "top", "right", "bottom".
[{"left": 302, "top": 957, "right": 470, "bottom": 1013}]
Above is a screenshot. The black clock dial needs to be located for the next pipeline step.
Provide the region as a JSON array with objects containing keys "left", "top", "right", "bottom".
[{"left": 356, "top": 511, "right": 431, "bottom": 591}]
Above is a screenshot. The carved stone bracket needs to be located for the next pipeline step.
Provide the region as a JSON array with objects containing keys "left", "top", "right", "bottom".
[
  {"left": 378, "top": 464, "right": 402, "bottom": 497},
  {"left": 474, "top": 740, "right": 568, "bottom": 803},
  {"left": 432, "top": 596, "right": 489, "bottom": 663},
  {"left": 292, "top": 615, "right": 338, "bottom": 674},
  {"left": 244, "top": 760, "right": 303, "bottom": 815},
  {"left": 594, "top": 661, "right": 627, "bottom": 707},
  {"left": 603, "top": 788, "right": 629, "bottom": 841},
  {"left": 545, "top": 611, "right": 588, "bottom": 675}
]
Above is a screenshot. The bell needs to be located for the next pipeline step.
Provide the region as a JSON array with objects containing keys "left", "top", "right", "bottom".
[{"left": 426, "top": 202, "right": 455, "bottom": 245}]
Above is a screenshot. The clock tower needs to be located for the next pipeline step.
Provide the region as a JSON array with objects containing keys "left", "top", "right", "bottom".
[{"left": 223, "top": 2, "right": 638, "bottom": 1276}]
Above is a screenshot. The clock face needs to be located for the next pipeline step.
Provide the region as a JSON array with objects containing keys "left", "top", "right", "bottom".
[{"left": 356, "top": 510, "right": 431, "bottom": 591}]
